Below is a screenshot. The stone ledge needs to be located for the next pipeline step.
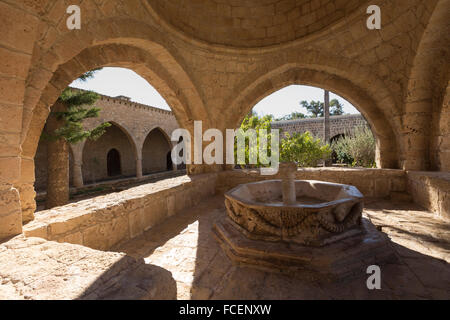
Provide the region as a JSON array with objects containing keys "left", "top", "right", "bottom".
[{"left": 23, "top": 174, "right": 217, "bottom": 250}]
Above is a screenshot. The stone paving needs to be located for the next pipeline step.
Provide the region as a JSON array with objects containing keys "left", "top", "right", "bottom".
[
  {"left": 115, "top": 196, "right": 450, "bottom": 300},
  {"left": 1, "top": 195, "right": 449, "bottom": 300}
]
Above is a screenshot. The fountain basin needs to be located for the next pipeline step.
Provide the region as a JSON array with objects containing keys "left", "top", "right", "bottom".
[{"left": 224, "top": 180, "right": 364, "bottom": 246}]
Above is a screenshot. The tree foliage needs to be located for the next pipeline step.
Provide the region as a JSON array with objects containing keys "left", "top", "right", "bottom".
[
  {"left": 235, "top": 113, "right": 275, "bottom": 167},
  {"left": 280, "top": 131, "right": 331, "bottom": 167},
  {"left": 277, "top": 111, "right": 307, "bottom": 121},
  {"left": 42, "top": 70, "right": 110, "bottom": 144},
  {"left": 236, "top": 113, "right": 331, "bottom": 168},
  {"left": 331, "top": 126, "right": 376, "bottom": 168},
  {"left": 300, "top": 99, "right": 345, "bottom": 117}
]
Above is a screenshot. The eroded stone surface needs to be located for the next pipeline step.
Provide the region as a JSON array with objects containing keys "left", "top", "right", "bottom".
[
  {"left": 0, "top": 236, "right": 177, "bottom": 300},
  {"left": 224, "top": 180, "right": 364, "bottom": 245}
]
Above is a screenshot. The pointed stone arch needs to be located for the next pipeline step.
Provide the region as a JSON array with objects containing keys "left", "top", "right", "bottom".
[{"left": 225, "top": 53, "right": 401, "bottom": 169}]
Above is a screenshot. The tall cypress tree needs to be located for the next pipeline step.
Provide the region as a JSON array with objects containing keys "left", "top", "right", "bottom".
[{"left": 43, "top": 70, "right": 110, "bottom": 209}]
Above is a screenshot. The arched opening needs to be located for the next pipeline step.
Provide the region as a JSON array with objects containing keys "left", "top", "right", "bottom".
[
  {"left": 107, "top": 149, "right": 122, "bottom": 177},
  {"left": 226, "top": 61, "right": 400, "bottom": 169},
  {"left": 82, "top": 122, "right": 137, "bottom": 184},
  {"left": 240, "top": 84, "right": 376, "bottom": 168},
  {"left": 142, "top": 128, "right": 173, "bottom": 175},
  {"left": 18, "top": 39, "right": 204, "bottom": 222}
]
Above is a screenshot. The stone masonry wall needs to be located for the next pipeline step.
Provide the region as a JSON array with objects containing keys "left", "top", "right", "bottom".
[
  {"left": 82, "top": 124, "right": 137, "bottom": 184},
  {"left": 272, "top": 114, "right": 368, "bottom": 141},
  {"left": 24, "top": 174, "right": 216, "bottom": 251},
  {"left": 407, "top": 171, "right": 450, "bottom": 221}
]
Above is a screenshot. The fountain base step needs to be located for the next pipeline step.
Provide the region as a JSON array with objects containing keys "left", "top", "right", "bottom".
[{"left": 213, "top": 216, "right": 397, "bottom": 282}]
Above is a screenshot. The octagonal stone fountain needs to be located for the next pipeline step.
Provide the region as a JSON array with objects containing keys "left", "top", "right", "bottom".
[{"left": 213, "top": 162, "right": 395, "bottom": 281}]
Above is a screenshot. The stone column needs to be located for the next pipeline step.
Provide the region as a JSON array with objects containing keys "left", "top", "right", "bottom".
[
  {"left": 136, "top": 156, "right": 143, "bottom": 178},
  {"left": 46, "top": 101, "right": 70, "bottom": 209},
  {"left": 70, "top": 143, "right": 84, "bottom": 188},
  {"left": 72, "top": 161, "right": 83, "bottom": 188},
  {"left": 280, "top": 162, "right": 297, "bottom": 205},
  {"left": 0, "top": 3, "right": 39, "bottom": 239},
  {"left": 323, "top": 90, "right": 332, "bottom": 167}
]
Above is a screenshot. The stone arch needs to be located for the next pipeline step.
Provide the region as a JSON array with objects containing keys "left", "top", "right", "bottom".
[
  {"left": 18, "top": 39, "right": 206, "bottom": 218},
  {"left": 404, "top": 0, "right": 450, "bottom": 170},
  {"left": 142, "top": 127, "right": 174, "bottom": 175},
  {"left": 225, "top": 56, "right": 401, "bottom": 169},
  {"left": 81, "top": 121, "right": 138, "bottom": 184}
]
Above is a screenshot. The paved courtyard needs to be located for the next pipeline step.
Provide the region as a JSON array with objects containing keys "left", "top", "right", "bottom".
[
  {"left": 115, "top": 196, "right": 450, "bottom": 300},
  {"left": 1, "top": 195, "right": 449, "bottom": 300}
]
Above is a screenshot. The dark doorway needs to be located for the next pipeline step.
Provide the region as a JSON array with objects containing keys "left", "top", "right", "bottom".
[
  {"left": 166, "top": 151, "right": 173, "bottom": 171},
  {"left": 107, "top": 149, "right": 121, "bottom": 176}
]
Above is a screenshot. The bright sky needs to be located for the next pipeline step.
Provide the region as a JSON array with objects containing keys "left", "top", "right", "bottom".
[{"left": 70, "top": 67, "right": 360, "bottom": 118}]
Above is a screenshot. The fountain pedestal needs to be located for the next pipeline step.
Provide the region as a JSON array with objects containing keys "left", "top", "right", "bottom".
[
  {"left": 279, "top": 162, "right": 297, "bottom": 205},
  {"left": 213, "top": 164, "right": 397, "bottom": 281}
]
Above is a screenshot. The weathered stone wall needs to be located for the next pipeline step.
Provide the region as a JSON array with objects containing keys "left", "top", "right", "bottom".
[
  {"left": 272, "top": 114, "right": 368, "bottom": 141},
  {"left": 24, "top": 174, "right": 216, "bottom": 251},
  {"left": 82, "top": 124, "right": 136, "bottom": 184},
  {"left": 407, "top": 172, "right": 450, "bottom": 220},
  {"left": 142, "top": 128, "right": 172, "bottom": 174},
  {"left": 33, "top": 93, "right": 179, "bottom": 191},
  {"left": 216, "top": 168, "right": 407, "bottom": 199}
]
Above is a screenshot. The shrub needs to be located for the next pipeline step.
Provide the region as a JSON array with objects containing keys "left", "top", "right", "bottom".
[
  {"left": 332, "top": 126, "right": 376, "bottom": 168},
  {"left": 280, "top": 131, "right": 331, "bottom": 167}
]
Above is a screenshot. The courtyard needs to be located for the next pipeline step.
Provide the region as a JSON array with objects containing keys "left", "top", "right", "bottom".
[
  {"left": 0, "top": 0, "right": 449, "bottom": 302},
  {"left": 1, "top": 189, "right": 449, "bottom": 300}
]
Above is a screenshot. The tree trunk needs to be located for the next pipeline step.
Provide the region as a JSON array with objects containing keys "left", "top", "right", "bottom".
[
  {"left": 324, "top": 90, "right": 332, "bottom": 167},
  {"left": 46, "top": 101, "right": 69, "bottom": 209}
]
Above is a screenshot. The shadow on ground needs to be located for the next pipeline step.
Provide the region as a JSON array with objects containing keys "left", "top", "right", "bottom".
[{"left": 113, "top": 196, "right": 450, "bottom": 300}]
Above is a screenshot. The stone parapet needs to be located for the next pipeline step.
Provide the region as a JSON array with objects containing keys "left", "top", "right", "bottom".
[{"left": 23, "top": 174, "right": 216, "bottom": 250}]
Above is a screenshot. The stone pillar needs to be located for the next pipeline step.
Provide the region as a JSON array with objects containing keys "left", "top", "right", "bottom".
[
  {"left": 70, "top": 143, "right": 84, "bottom": 188},
  {"left": 46, "top": 101, "right": 70, "bottom": 209},
  {"left": 72, "top": 161, "right": 84, "bottom": 188},
  {"left": 323, "top": 90, "right": 332, "bottom": 167},
  {"left": 0, "top": 3, "right": 40, "bottom": 238},
  {"left": 280, "top": 162, "right": 297, "bottom": 205},
  {"left": 136, "top": 157, "right": 143, "bottom": 178}
]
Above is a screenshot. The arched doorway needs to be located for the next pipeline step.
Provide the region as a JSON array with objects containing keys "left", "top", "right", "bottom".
[
  {"left": 142, "top": 128, "right": 172, "bottom": 175},
  {"left": 107, "top": 149, "right": 122, "bottom": 177},
  {"left": 82, "top": 122, "right": 137, "bottom": 184},
  {"left": 166, "top": 151, "right": 173, "bottom": 171}
]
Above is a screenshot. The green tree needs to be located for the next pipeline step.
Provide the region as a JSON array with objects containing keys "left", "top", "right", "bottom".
[
  {"left": 235, "top": 113, "right": 275, "bottom": 168},
  {"left": 280, "top": 131, "right": 331, "bottom": 167},
  {"left": 277, "top": 111, "right": 307, "bottom": 121},
  {"left": 301, "top": 100, "right": 323, "bottom": 117},
  {"left": 43, "top": 69, "right": 110, "bottom": 209},
  {"left": 299, "top": 98, "right": 345, "bottom": 118},
  {"left": 330, "top": 99, "right": 344, "bottom": 116}
]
